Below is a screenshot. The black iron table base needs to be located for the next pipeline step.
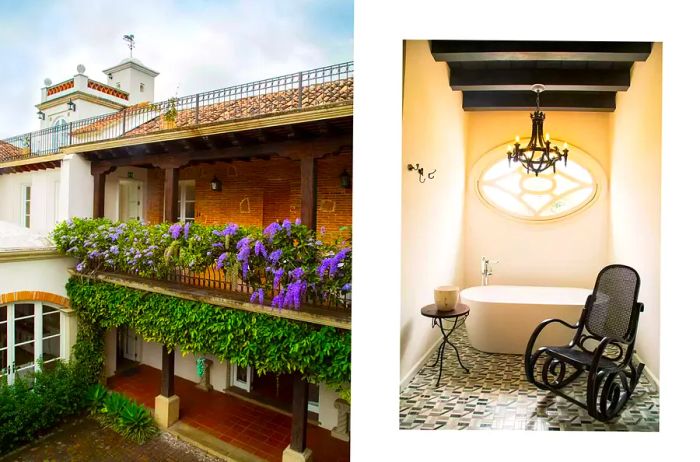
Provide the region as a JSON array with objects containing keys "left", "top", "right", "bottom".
[{"left": 421, "top": 304, "right": 470, "bottom": 387}]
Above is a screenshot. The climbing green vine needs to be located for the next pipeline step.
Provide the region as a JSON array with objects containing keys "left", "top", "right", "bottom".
[{"left": 67, "top": 277, "right": 350, "bottom": 393}]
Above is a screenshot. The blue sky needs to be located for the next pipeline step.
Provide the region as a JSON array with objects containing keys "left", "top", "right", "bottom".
[{"left": 0, "top": 0, "right": 353, "bottom": 138}]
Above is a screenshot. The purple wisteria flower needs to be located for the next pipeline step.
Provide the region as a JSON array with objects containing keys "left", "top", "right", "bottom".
[
  {"left": 290, "top": 267, "right": 304, "bottom": 280},
  {"left": 282, "top": 219, "right": 292, "bottom": 235},
  {"left": 254, "top": 240, "right": 267, "bottom": 258},
  {"left": 295, "top": 218, "right": 301, "bottom": 225},
  {"left": 320, "top": 226, "right": 326, "bottom": 235},
  {"left": 169, "top": 223, "right": 182, "bottom": 239},
  {"left": 263, "top": 221, "right": 281, "bottom": 238},
  {"left": 271, "top": 290, "right": 285, "bottom": 309},
  {"left": 250, "top": 288, "right": 264, "bottom": 305},
  {"left": 76, "top": 262, "right": 85, "bottom": 272},
  {"left": 184, "top": 222, "right": 191, "bottom": 239},
  {"left": 283, "top": 280, "right": 306, "bottom": 309},
  {"left": 342, "top": 283, "right": 352, "bottom": 292},
  {"left": 268, "top": 249, "right": 282, "bottom": 264},
  {"left": 212, "top": 242, "right": 224, "bottom": 248},
  {"left": 272, "top": 268, "right": 285, "bottom": 289},
  {"left": 317, "top": 247, "right": 351, "bottom": 279},
  {"left": 216, "top": 252, "right": 229, "bottom": 269},
  {"left": 214, "top": 223, "right": 238, "bottom": 237},
  {"left": 109, "top": 245, "right": 119, "bottom": 255}
]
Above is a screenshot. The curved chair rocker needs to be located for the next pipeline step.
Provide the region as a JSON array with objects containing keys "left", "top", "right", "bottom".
[{"left": 524, "top": 265, "right": 645, "bottom": 421}]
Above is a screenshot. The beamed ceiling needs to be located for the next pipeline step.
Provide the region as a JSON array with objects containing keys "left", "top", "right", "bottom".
[{"left": 430, "top": 41, "right": 653, "bottom": 112}]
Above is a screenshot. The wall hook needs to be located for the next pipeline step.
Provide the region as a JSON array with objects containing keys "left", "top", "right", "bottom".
[{"left": 407, "top": 163, "right": 436, "bottom": 183}]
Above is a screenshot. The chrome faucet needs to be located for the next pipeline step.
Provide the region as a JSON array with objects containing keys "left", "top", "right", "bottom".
[{"left": 480, "top": 256, "right": 499, "bottom": 286}]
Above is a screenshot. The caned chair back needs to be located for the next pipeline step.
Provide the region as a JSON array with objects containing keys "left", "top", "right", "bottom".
[{"left": 584, "top": 265, "right": 641, "bottom": 342}]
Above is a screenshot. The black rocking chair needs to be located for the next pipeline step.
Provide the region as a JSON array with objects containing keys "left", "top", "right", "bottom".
[{"left": 524, "top": 264, "right": 646, "bottom": 421}]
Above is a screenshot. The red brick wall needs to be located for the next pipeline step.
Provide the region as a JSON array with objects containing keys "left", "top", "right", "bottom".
[{"left": 144, "top": 151, "right": 352, "bottom": 240}]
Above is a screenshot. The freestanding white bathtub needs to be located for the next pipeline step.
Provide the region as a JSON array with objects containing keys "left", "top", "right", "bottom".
[{"left": 460, "top": 285, "right": 591, "bottom": 355}]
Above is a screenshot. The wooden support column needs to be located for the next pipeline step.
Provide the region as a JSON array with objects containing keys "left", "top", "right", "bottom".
[
  {"left": 155, "top": 343, "right": 179, "bottom": 428},
  {"left": 161, "top": 345, "right": 175, "bottom": 397},
  {"left": 163, "top": 167, "right": 180, "bottom": 223},
  {"left": 91, "top": 164, "right": 115, "bottom": 218},
  {"left": 300, "top": 157, "right": 317, "bottom": 229},
  {"left": 290, "top": 373, "right": 309, "bottom": 453}
]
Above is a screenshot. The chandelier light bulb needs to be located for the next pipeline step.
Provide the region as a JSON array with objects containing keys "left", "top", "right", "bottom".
[
  {"left": 515, "top": 135, "right": 520, "bottom": 143},
  {"left": 545, "top": 133, "right": 550, "bottom": 141}
]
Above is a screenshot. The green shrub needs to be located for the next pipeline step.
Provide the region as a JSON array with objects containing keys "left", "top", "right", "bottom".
[
  {"left": 100, "top": 391, "right": 131, "bottom": 422},
  {"left": 115, "top": 400, "right": 159, "bottom": 444},
  {"left": 91, "top": 389, "right": 158, "bottom": 445},
  {"left": 87, "top": 383, "right": 108, "bottom": 415},
  {"left": 0, "top": 361, "right": 91, "bottom": 455}
]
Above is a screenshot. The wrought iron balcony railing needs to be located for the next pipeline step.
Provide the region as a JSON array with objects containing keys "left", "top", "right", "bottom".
[
  {"left": 110, "top": 264, "right": 351, "bottom": 313},
  {"left": 0, "top": 61, "right": 353, "bottom": 163}
]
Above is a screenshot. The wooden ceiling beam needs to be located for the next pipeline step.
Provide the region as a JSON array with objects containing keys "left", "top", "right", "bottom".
[
  {"left": 450, "top": 68, "right": 631, "bottom": 92},
  {"left": 462, "top": 91, "right": 616, "bottom": 112},
  {"left": 432, "top": 41, "right": 652, "bottom": 62}
]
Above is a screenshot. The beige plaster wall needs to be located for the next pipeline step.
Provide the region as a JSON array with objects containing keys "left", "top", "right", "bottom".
[
  {"left": 465, "top": 112, "right": 611, "bottom": 289},
  {"left": 401, "top": 40, "right": 468, "bottom": 385},
  {"left": 609, "top": 43, "right": 662, "bottom": 379}
]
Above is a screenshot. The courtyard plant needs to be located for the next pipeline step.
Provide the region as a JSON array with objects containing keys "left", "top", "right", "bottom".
[
  {"left": 0, "top": 361, "right": 91, "bottom": 455},
  {"left": 88, "top": 384, "right": 158, "bottom": 445}
]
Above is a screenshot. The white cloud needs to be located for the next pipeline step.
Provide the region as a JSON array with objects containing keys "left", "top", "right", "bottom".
[{"left": 0, "top": 0, "right": 352, "bottom": 138}]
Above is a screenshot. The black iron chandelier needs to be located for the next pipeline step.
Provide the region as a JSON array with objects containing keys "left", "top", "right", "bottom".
[{"left": 507, "top": 84, "right": 568, "bottom": 176}]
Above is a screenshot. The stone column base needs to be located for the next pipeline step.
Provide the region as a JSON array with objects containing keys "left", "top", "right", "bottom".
[
  {"left": 154, "top": 394, "right": 180, "bottom": 429},
  {"left": 282, "top": 446, "right": 313, "bottom": 462}
]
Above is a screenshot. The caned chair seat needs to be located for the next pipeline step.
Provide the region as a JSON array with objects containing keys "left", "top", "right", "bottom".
[{"left": 545, "top": 346, "right": 617, "bottom": 370}]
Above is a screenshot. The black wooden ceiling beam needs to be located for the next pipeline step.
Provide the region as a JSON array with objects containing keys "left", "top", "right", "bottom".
[
  {"left": 432, "top": 41, "right": 651, "bottom": 62},
  {"left": 462, "top": 91, "right": 616, "bottom": 112},
  {"left": 450, "top": 67, "right": 630, "bottom": 92}
]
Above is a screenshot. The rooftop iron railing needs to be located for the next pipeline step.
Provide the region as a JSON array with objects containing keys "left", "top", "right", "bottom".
[{"left": 0, "top": 61, "right": 353, "bottom": 162}]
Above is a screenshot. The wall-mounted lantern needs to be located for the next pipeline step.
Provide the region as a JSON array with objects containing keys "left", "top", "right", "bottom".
[
  {"left": 340, "top": 169, "right": 352, "bottom": 189},
  {"left": 37, "top": 111, "right": 45, "bottom": 120},
  {"left": 210, "top": 176, "right": 222, "bottom": 192},
  {"left": 67, "top": 100, "right": 76, "bottom": 112}
]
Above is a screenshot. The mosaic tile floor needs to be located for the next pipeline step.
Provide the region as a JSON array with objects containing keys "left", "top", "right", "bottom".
[{"left": 399, "top": 325, "right": 659, "bottom": 431}]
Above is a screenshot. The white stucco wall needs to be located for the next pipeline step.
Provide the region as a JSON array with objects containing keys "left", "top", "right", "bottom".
[
  {"left": 58, "top": 154, "right": 93, "bottom": 222},
  {"left": 465, "top": 111, "right": 610, "bottom": 289},
  {"left": 401, "top": 41, "right": 468, "bottom": 386},
  {"left": 0, "top": 256, "right": 74, "bottom": 296},
  {"left": 0, "top": 169, "right": 62, "bottom": 235},
  {"left": 609, "top": 43, "right": 662, "bottom": 380}
]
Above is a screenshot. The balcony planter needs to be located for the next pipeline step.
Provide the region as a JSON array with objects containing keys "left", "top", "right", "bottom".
[{"left": 162, "top": 97, "right": 178, "bottom": 130}]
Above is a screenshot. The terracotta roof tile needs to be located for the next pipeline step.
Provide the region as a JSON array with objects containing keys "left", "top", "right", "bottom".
[
  {"left": 125, "top": 78, "right": 353, "bottom": 136},
  {"left": 0, "top": 140, "right": 23, "bottom": 161}
]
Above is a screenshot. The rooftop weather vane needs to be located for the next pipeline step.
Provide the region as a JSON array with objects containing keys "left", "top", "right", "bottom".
[{"left": 123, "top": 34, "right": 135, "bottom": 58}]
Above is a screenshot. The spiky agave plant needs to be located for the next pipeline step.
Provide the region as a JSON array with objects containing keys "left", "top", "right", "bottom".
[
  {"left": 116, "top": 400, "right": 159, "bottom": 444},
  {"left": 86, "top": 383, "right": 108, "bottom": 415}
]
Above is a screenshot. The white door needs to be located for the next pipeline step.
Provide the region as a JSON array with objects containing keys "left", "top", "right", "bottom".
[
  {"left": 121, "top": 326, "right": 141, "bottom": 362},
  {"left": 118, "top": 180, "right": 143, "bottom": 222},
  {"left": 230, "top": 363, "right": 253, "bottom": 392}
]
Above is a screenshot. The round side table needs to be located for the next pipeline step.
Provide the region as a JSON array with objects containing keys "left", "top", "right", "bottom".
[{"left": 420, "top": 303, "right": 470, "bottom": 387}]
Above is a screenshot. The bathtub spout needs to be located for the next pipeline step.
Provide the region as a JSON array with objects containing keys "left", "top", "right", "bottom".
[{"left": 480, "top": 256, "right": 498, "bottom": 286}]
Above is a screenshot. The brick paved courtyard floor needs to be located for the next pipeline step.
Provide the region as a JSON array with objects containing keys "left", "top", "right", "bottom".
[
  {"left": 108, "top": 364, "right": 350, "bottom": 462},
  {"left": 1, "top": 416, "right": 221, "bottom": 462}
]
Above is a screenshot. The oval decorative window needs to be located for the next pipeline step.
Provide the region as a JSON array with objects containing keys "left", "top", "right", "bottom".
[{"left": 476, "top": 141, "right": 601, "bottom": 221}]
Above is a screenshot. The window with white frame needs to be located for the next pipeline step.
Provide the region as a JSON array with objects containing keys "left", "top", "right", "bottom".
[
  {"left": 476, "top": 141, "right": 602, "bottom": 221},
  {"left": 0, "top": 302, "right": 64, "bottom": 385},
  {"left": 20, "top": 184, "right": 31, "bottom": 228},
  {"left": 178, "top": 180, "right": 195, "bottom": 222}
]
